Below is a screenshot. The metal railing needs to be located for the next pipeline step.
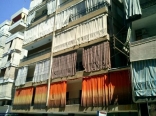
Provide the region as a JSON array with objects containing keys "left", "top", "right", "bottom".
[
  {"left": 58, "top": 0, "right": 73, "bottom": 7},
  {"left": 22, "top": 48, "right": 51, "bottom": 62},
  {"left": 141, "top": 0, "right": 156, "bottom": 9},
  {"left": 70, "top": 1, "right": 109, "bottom": 21},
  {"left": 26, "top": 77, "right": 33, "bottom": 82},
  {"left": 34, "top": 10, "right": 47, "bottom": 22},
  {"left": 66, "top": 98, "right": 81, "bottom": 105}
]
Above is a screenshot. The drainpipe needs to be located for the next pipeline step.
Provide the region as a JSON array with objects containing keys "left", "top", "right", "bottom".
[{"left": 46, "top": 0, "right": 58, "bottom": 106}]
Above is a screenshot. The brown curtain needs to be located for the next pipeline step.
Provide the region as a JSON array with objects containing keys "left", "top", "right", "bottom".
[
  {"left": 81, "top": 70, "right": 132, "bottom": 107},
  {"left": 82, "top": 41, "right": 111, "bottom": 72},
  {"left": 52, "top": 51, "right": 77, "bottom": 78},
  {"left": 81, "top": 74, "right": 110, "bottom": 107},
  {"left": 33, "top": 84, "right": 47, "bottom": 109},
  {"left": 48, "top": 81, "right": 67, "bottom": 108},
  {"left": 13, "top": 87, "right": 33, "bottom": 110}
]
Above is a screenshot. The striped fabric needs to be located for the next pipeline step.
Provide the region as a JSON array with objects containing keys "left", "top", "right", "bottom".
[
  {"left": 81, "top": 70, "right": 131, "bottom": 107},
  {"left": 132, "top": 59, "right": 156, "bottom": 97},
  {"left": 81, "top": 74, "right": 109, "bottom": 107},
  {"left": 48, "top": 81, "right": 67, "bottom": 108},
  {"left": 33, "top": 59, "right": 50, "bottom": 83},
  {"left": 82, "top": 41, "right": 111, "bottom": 72},
  {"left": 52, "top": 51, "right": 77, "bottom": 78},
  {"left": 13, "top": 87, "right": 33, "bottom": 110},
  {"left": 109, "top": 70, "right": 131, "bottom": 105},
  {"left": 33, "top": 85, "right": 47, "bottom": 109}
]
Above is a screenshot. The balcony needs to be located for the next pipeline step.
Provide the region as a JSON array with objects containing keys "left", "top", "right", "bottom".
[
  {"left": 0, "top": 31, "right": 10, "bottom": 38},
  {"left": 9, "top": 19, "right": 27, "bottom": 34},
  {"left": 55, "top": 0, "right": 109, "bottom": 30},
  {"left": 131, "top": 8, "right": 156, "bottom": 62},
  {"left": 139, "top": 0, "right": 156, "bottom": 18},
  {"left": 58, "top": 0, "right": 73, "bottom": 8},
  {"left": 29, "top": 0, "right": 46, "bottom": 12},
  {"left": 6, "top": 32, "right": 24, "bottom": 44},
  {"left": 22, "top": 48, "right": 51, "bottom": 62},
  {"left": 130, "top": 35, "right": 156, "bottom": 62},
  {"left": 0, "top": 83, "right": 13, "bottom": 100},
  {"left": 20, "top": 48, "right": 51, "bottom": 66},
  {"left": 71, "top": 1, "right": 109, "bottom": 19},
  {"left": 11, "top": 8, "right": 28, "bottom": 21},
  {"left": 23, "top": 29, "right": 52, "bottom": 51},
  {"left": 66, "top": 98, "right": 80, "bottom": 105},
  {"left": 140, "top": 0, "right": 156, "bottom": 9}
]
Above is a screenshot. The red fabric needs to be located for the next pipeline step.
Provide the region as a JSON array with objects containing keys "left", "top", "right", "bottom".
[
  {"left": 34, "top": 84, "right": 47, "bottom": 109},
  {"left": 13, "top": 14, "right": 22, "bottom": 23},
  {"left": 81, "top": 74, "right": 109, "bottom": 107},
  {"left": 48, "top": 81, "right": 67, "bottom": 108},
  {"left": 81, "top": 70, "right": 131, "bottom": 107},
  {"left": 109, "top": 70, "right": 131, "bottom": 105}
]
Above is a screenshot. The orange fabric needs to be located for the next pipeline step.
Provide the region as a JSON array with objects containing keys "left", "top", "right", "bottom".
[
  {"left": 34, "top": 84, "right": 47, "bottom": 109},
  {"left": 81, "top": 70, "right": 132, "bottom": 107},
  {"left": 48, "top": 81, "right": 67, "bottom": 108},
  {"left": 13, "top": 87, "right": 33, "bottom": 110},
  {"left": 81, "top": 74, "right": 109, "bottom": 107},
  {"left": 109, "top": 70, "right": 131, "bottom": 105}
]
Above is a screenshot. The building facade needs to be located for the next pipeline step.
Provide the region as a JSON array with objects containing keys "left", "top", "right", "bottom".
[
  {"left": 7, "top": 0, "right": 146, "bottom": 116},
  {"left": 12, "top": 0, "right": 138, "bottom": 116},
  {"left": 130, "top": 0, "right": 156, "bottom": 116},
  {"left": 0, "top": 8, "right": 28, "bottom": 113}
]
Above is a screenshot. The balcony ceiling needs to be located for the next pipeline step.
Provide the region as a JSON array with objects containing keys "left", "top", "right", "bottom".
[
  {"left": 67, "top": 78, "right": 82, "bottom": 84},
  {"left": 132, "top": 13, "right": 156, "bottom": 30}
]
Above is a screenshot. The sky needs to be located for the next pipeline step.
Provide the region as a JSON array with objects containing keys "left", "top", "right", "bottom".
[{"left": 0, "top": 0, "right": 30, "bottom": 24}]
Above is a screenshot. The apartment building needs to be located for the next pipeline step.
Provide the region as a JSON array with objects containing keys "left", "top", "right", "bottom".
[
  {"left": 11, "top": 0, "right": 140, "bottom": 116},
  {"left": 0, "top": 8, "right": 28, "bottom": 113},
  {"left": 129, "top": 0, "right": 156, "bottom": 116},
  {"left": 0, "top": 20, "right": 11, "bottom": 113}
]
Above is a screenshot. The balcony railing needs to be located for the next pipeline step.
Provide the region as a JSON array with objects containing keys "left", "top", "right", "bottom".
[
  {"left": 58, "top": 0, "right": 73, "bottom": 8},
  {"left": 34, "top": 11, "right": 47, "bottom": 22},
  {"left": 9, "top": 19, "right": 26, "bottom": 32},
  {"left": 22, "top": 48, "right": 51, "bottom": 62},
  {"left": 29, "top": 0, "right": 45, "bottom": 12},
  {"left": 141, "top": 0, "right": 156, "bottom": 9},
  {"left": 66, "top": 98, "right": 81, "bottom": 105},
  {"left": 70, "top": 1, "right": 109, "bottom": 20}
]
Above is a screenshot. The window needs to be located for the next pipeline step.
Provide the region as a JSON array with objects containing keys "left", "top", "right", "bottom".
[
  {"left": 135, "top": 28, "right": 148, "bottom": 41},
  {"left": 76, "top": 48, "right": 84, "bottom": 71}
]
